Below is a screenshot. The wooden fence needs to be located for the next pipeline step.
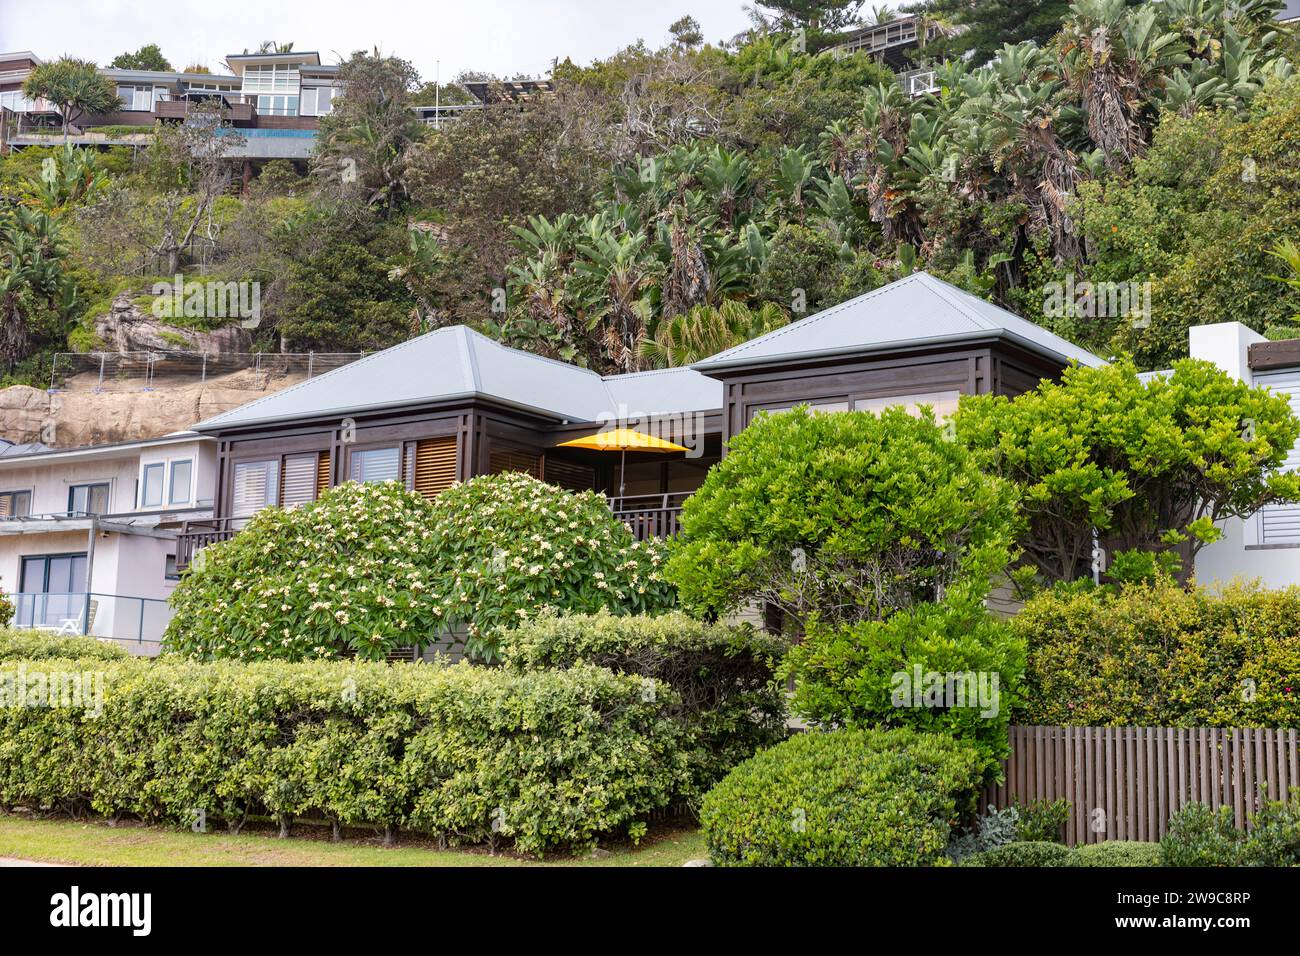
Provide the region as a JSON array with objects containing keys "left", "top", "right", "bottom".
[{"left": 980, "top": 725, "right": 1300, "bottom": 845}]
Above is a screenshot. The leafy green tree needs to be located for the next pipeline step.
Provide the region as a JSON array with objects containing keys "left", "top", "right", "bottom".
[
  {"left": 22, "top": 58, "right": 120, "bottom": 143},
  {"left": 754, "top": 222, "right": 846, "bottom": 314},
  {"left": 276, "top": 220, "right": 412, "bottom": 351},
  {"left": 666, "top": 406, "right": 1021, "bottom": 632},
  {"left": 1074, "top": 78, "right": 1300, "bottom": 366},
  {"left": 756, "top": 0, "right": 866, "bottom": 31},
  {"left": 955, "top": 359, "right": 1300, "bottom": 587},
  {"left": 907, "top": 0, "right": 1079, "bottom": 65},
  {"left": 164, "top": 481, "right": 446, "bottom": 661},
  {"left": 313, "top": 50, "right": 425, "bottom": 214},
  {"left": 110, "top": 44, "right": 172, "bottom": 72}
]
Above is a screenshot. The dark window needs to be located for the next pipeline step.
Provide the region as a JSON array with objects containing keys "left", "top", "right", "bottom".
[{"left": 68, "top": 483, "right": 110, "bottom": 516}]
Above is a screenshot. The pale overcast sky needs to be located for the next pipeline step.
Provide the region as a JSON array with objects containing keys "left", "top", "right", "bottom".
[{"left": 0, "top": 0, "right": 772, "bottom": 82}]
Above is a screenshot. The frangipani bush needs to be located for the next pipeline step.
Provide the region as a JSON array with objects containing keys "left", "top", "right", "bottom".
[
  {"left": 426, "top": 473, "right": 676, "bottom": 660},
  {"left": 165, "top": 474, "right": 677, "bottom": 663},
  {"left": 164, "top": 481, "right": 446, "bottom": 661}
]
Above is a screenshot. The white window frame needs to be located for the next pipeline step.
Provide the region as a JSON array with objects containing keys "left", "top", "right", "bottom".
[
  {"left": 167, "top": 459, "right": 194, "bottom": 507},
  {"left": 1246, "top": 369, "right": 1300, "bottom": 548},
  {"left": 139, "top": 461, "right": 166, "bottom": 508},
  {"left": 139, "top": 456, "right": 194, "bottom": 509}
]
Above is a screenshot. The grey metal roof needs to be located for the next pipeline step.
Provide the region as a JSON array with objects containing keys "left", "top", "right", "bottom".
[
  {"left": 692, "top": 272, "right": 1104, "bottom": 373},
  {"left": 192, "top": 326, "right": 723, "bottom": 431}
]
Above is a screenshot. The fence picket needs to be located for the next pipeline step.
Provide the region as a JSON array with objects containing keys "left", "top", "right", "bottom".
[{"left": 987, "top": 725, "right": 1300, "bottom": 845}]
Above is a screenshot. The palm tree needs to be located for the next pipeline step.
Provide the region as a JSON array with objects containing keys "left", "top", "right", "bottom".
[
  {"left": 1059, "top": 0, "right": 1186, "bottom": 170},
  {"left": 640, "top": 300, "right": 789, "bottom": 368}
]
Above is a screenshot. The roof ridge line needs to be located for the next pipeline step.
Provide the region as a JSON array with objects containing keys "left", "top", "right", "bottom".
[
  {"left": 916, "top": 273, "right": 999, "bottom": 331},
  {"left": 193, "top": 327, "right": 452, "bottom": 429},
  {"left": 695, "top": 273, "right": 931, "bottom": 366}
]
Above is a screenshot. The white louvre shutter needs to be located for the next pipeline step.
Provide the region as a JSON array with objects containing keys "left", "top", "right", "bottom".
[
  {"left": 1256, "top": 370, "right": 1300, "bottom": 545},
  {"left": 281, "top": 455, "right": 318, "bottom": 508},
  {"left": 350, "top": 447, "right": 401, "bottom": 484},
  {"left": 232, "top": 459, "right": 280, "bottom": 521}
]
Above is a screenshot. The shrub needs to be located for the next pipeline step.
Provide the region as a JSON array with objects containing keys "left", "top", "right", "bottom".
[
  {"left": 666, "top": 406, "right": 1020, "bottom": 631},
  {"left": 1072, "top": 841, "right": 1163, "bottom": 867},
  {"left": 1160, "top": 804, "right": 1243, "bottom": 866},
  {"left": 0, "top": 629, "right": 127, "bottom": 661},
  {"left": 946, "top": 804, "right": 1021, "bottom": 862},
  {"left": 955, "top": 359, "right": 1300, "bottom": 586},
  {"left": 1015, "top": 798, "right": 1071, "bottom": 843},
  {"left": 164, "top": 481, "right": 446, "bottom": 661},
  {"left": 700, "top": 728, "right": 984, "bottom": 867},
  {"left": 1239, "top": 789, "right": 1300, "bottom": 867},
  {"left": 782, "top": 598, "right": 1024, "bottom": 772},
  {"left": 426, "top": 473, "right": 676, "bottom": 660},
  {"left": 959, "top": 841, "right": 1074, "bottom": 867},
  {"left": 0, "top": 655, "right": 685, "bottom": 857},
  {"left": 0, "top": 591, "right": 13, "bottom": 628},
  {"left": 500, "top": 610, "right": 787, "bottom": 799},
  {"left": 1014, "top": 579, "right": 1300, "bottom": 727}
]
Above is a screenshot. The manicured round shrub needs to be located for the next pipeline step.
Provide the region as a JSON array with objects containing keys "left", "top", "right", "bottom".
[
  {"left": 959, "top": 841, "right": 1074, "bottom": 867},
  {"left": 0, "top": 629, "right": 127, "bottom": 661},
  {"left": 1013, "top": 578, "right": 1300, "bottom": 728},
  {"left": 666, "top": 405, "right": 1020, "bottom": 630},
  {"left": 164, "top": 481, "right": 446, "bottom": 661},
  {"left": 1072, "top": 841, "right": 1163, "bottom": 867},
  {"left": 700, "top": 728, "right": 983, "bottom": 867},
  {"left": 425, "top": 473, "right": 676, "bottom": 659},
  {"left": 501, "top": 609, "right": 788, "bottom": 798}
]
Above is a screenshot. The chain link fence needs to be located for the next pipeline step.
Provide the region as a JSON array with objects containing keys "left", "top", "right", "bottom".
[{"left": 48, "top": 352, "right": 366, "bottom": 392}]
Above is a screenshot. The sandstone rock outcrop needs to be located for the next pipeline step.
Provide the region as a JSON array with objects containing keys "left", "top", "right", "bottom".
[{"left": 94, "top": 292, "right": 250, "bottom": 354}]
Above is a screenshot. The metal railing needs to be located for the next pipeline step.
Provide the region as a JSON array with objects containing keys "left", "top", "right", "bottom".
[
  {"left": 10, "top": 591, "right": 173, "bottom": 651},
  {"left": 49, "top": 351, "right": 365, "bottom": 392}
]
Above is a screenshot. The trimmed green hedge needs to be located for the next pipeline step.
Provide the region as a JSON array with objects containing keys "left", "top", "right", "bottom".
[
  {"left": 500, "top": 610, "right": 787, "bottom": 799},
  {"left": 1014, "top": 579, "right": 1300, "bottom": 727},
  {"left": 0, "top": 657, "right": 685, "bottom": 856},
  {"left": 959, "top": 841, "right": 1074, "bottom": 867},
  {"left": 0, "top": 630, "right": 128, "bottom": 662},
  {"left": 1073, "top": 841, "right": 1164, "bottom": 867},
  {"left": 701, "top": 728, "right": 984, "bottom": 866}
]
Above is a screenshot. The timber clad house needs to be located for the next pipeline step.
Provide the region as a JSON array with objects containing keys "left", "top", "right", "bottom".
[
  {"left": 2, "top": 273, "right": 1300, "bottom": 651},
  {"left": 178, "top": 273, "right": 1101, "bottom": 573}
]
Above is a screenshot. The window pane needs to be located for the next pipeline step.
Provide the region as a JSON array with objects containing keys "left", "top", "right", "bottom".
[
  {"left": 351, "top": 447, "right": 401, "bottom": 484},
  {"left": 169, "top": 460, "right": 193, "bottom": 505},
  {"left": 142, "top": 464, "right": 165, "bottom": 507}
]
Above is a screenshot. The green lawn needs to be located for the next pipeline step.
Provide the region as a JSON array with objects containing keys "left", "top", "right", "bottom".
[{"left": 0, "top": 814, "right": 706, "bottom": 867}]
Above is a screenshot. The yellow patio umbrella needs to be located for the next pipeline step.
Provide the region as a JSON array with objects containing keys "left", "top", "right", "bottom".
[{"left": 557, "top": 428, "right": 689, "bottom": 498}]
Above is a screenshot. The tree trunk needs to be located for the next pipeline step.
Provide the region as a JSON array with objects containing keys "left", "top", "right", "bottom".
[{"left": 278, "top": 816, "right": 291, "bottom": 839}]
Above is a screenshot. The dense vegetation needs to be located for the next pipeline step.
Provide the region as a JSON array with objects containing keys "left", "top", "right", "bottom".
[
  {"left": 5, "top": 2, "right": 1300, "bottom": 387},
  {"left": 0, "top": 654, "right": 684, "bottom": 856}
]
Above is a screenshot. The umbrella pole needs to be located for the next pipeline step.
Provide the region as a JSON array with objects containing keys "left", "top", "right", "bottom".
[{"left": 619, "top": 448, "right": 626, "bottom": 499}]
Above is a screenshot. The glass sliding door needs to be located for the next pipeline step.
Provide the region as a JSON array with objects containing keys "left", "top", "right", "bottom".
[{"left": 17, "top": 553, "right": 88, "bottom": 629}]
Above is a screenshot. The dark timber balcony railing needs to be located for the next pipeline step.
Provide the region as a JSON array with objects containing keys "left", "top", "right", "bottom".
[
  {"left": 608, "top": 492, "right": 691, "bottom": 542},
  {"left": 175, "top": 517, "right": 237, "bottom": 570},
  {"left": 176, "top": 491, "right": 690, "bottom": 570}
]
